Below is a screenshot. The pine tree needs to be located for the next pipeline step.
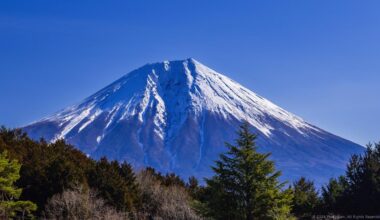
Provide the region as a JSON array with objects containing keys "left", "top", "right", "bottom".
[
  {"left": 87, "top": 158, "right": 139, "bottom": 212},
  {"left": 320, "top": 176, "right": 347, "bottom": 214},
  {"left": 344, "top": 142, "right": 380, "bottom": 214},
  {"left": 319, "top": 142, "right": 380, "bottom": 215},
  {"left": 291, "top": 177, "right": 320, "bottom": 218},
  {"left": 0, "top": 150, "right": 37, "bottom": 219},
  {"left": 187, "top": 176, "right": 200, "bottom": 199},
  {"left": 202, "top": 122, "right": 293, "bottom": 220}
]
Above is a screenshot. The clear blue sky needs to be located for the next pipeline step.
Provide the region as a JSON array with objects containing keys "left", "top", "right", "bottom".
[{"left": 1, "top": 0, "right": 379, "bottom": 146}]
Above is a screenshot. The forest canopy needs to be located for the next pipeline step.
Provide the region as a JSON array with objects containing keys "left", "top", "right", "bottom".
[{"left": 0, "top": 126, "right": 378, "bottom": 219}]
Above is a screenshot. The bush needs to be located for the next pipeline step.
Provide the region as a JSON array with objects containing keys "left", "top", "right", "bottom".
[
  {"left": 44, "top": 186, "right": 129, "bottom": 220},
  {"left": 135, "top": 169, "right": 201, "bottom": 220}
]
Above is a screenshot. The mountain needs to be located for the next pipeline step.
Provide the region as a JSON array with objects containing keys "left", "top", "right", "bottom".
[{"left": 23, "top": 58, "right": 363, "bottom": 186}]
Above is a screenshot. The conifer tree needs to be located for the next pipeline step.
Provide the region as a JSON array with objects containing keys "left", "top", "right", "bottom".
[
  {"left": 291, "top": 177, "right": 320, "bottom": 218},
  {"left": 343, "top": 142, "right": 380, "bottom": 214},
  {"left": 187, "top": 176, "right": 200, "bottom": 199},
  {"left": 202, "top": 122, "right": 293, "bottom": 220},
  {"left": 0, "top": 150, "right": 37, "bottom": 219},
  {"left": 320, "top": 176, "right": 347, "bottom": 214},
  {"left": 319, "top": 142, "right": 380, "bottom": 215},
  {"left": 87, "top": 158, "right": 139, "bottom": 212}
]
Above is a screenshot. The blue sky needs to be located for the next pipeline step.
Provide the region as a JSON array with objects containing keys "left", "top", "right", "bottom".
[{"left": 0, "top": 0, "right": 379, "bottom": 145}]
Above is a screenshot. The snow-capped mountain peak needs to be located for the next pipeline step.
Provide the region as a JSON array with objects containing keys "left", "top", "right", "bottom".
[
  {"left": 42, "top": 58, "right": 315, "bottom": 141},
  {"left": 24, "top": 58, "right": 363, "bottom": 186}
]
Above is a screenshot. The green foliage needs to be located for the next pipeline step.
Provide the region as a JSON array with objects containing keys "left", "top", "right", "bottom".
[
  {"left": 345, "top": 142, "right": 380, "bottom": 214},
  {"left": 320, "top": 176, "right": 347, "bottom": 214},
  {"left": 291, "top": 177, "right": 320, "bottom": 219},
  {"left": 1, "top": 201, "right": 37, "bottom": 219},
  {"left": 0, "top": 150, "right": 22, "bottom": 200},
  {"left": 0, "top": 150, "right": 37, "bottom": 219},
  {"left": 186, "top": 176, "right": 201, "bottom": 199},
  {"left": 17, "top": 139, "right": 92, "bottom": 213},
  {"left": 87, "top": 158, "right": 139, "bottom": 212},
  {"left": 143, "top": 167, "right": 186, "bottom": 187},
  {"left": 0, "top": 127, "right": 139, "bottom": 217},
  {"left": 201, "top": 122, "right": 293, "bottom": 220},
  {"left": 2, "top": 125, "right": 379, "bottom": 218},
  {"left": 319, "top": 142, "right": 380, "bottom": 215}
]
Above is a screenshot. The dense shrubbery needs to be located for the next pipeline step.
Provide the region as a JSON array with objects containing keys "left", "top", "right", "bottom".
[
  {"left": 0, "top": 127, "right": 198, "bottom": 219},
  {"left": 0, "top": 125, "right": 379, "bottom": 219}
]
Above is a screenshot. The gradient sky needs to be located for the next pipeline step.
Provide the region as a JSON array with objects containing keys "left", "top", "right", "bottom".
[{"left": 1, "top": 0, "right": 379, "bottom": 146}]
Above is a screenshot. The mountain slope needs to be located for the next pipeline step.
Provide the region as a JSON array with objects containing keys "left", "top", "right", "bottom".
[{"left": 23, "top": 58, "right": 363, "bottom": 186}]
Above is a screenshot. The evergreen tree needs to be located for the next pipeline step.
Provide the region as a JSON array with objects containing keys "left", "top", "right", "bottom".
[
  {"left": 187, "top": 176, "right": 201, "bottom": 199},
  {"left": 320, "top": 176, "right": 347, "bottom": 214},
  {"left": 343, "top": 142, "right": 380, "bottom": 214},
  {"left": 87, "top": 158, "right": 139, "bottom": 212},
  {"left": 0, "top": 150, "right": 37, "bottom": 219},
  {"left": 202, "top": 122, "right": 293, "bottom": 220},
  {"left": 17, "top": 139, "right": 91, "bottom": 214},
  {"left": 0, "top": 128, "right": 141, "bottom": 216},
  {"left": 291, "top": 177, "right": 319, "bottom": 218},
  {"left": 319, "top": 142, "right": 380, "bottom": 215},
  {"left": 143, "top": 167, "right": 186, "bottom": 187}
]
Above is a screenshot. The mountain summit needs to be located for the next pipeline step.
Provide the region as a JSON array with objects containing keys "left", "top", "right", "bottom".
[{"left": 24, "top": 58, "right": 363, "bottom": 185}]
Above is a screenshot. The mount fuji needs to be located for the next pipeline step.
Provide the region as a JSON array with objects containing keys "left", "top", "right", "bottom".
[{"left": 23, "top": 58, "right": 363, "bottom": 186}]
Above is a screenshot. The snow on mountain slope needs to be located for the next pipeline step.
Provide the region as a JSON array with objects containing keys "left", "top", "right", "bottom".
[{"left": 23, "top": 58, "right": 364, "bottom": 186}]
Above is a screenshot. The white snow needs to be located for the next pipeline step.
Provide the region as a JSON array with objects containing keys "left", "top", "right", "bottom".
[
  {"left": 52, "top": 106, "right": 95, "bottom": 141},
  {"left": 38, "top": 58, "right": 320, "bottom": 145},
  {"left": 78, "top": 109, "right": 102, "bottom": 132},
  {"left": 96, "top": 135, "right": 102, "bottom": 143}
]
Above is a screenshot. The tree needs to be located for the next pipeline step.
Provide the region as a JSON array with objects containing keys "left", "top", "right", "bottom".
[
  {"left": 136, "top": 169, "right": 201, "bottom": 220},
  {"left": 202, "top": 122, "right": 293, "bottom": 220},
  {"left": 17, "top": 139, "right": 92, "bottom": 214},
  {"left": 320, "top": 176, "right": 347, "bottom": 214},
  {"left": 319, "top": 142, "right": 380, "bottom": 215},
  {"left": 0, "top": 150, "right": 37, "bottom": 219},
  {"left": 0, "top": 128, "right": 141, "bottom": 216},
  {"left": 44, "top": 185, "right": 128, "bottom": 220},
  {"left": 342, "top": 142, "right": 380, "bottom": 214},
  {"left": 186, "top": 176, "right": 201, "bottom": 199},
  {"left": 142, "top": 167, "right": 186, "bottom": 187},
  {"left": 291, "top": 177, "right": 319, "bottom": 218},
  {"left": 87, "top": 158, "right": 139, "bottom": 212}
]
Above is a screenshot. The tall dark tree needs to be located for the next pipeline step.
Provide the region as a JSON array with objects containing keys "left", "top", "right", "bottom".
[
  {"left": 319, "top": 142, "right": 380, "bottom": 215},
  {"left": 343, "top": 142, "right": 380, "bottom": 214},
  {"left": 291, "top": 177, "right": 319, "bottom": 218},
  {"left": 202, "top": 122, "right": 293, "bottom": 220},
  {"left": 320, "top": 176, "right": 347, "bottom": 214},
  {"left": 186, "top": 176, "right": 201, "bottom": 199}
]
